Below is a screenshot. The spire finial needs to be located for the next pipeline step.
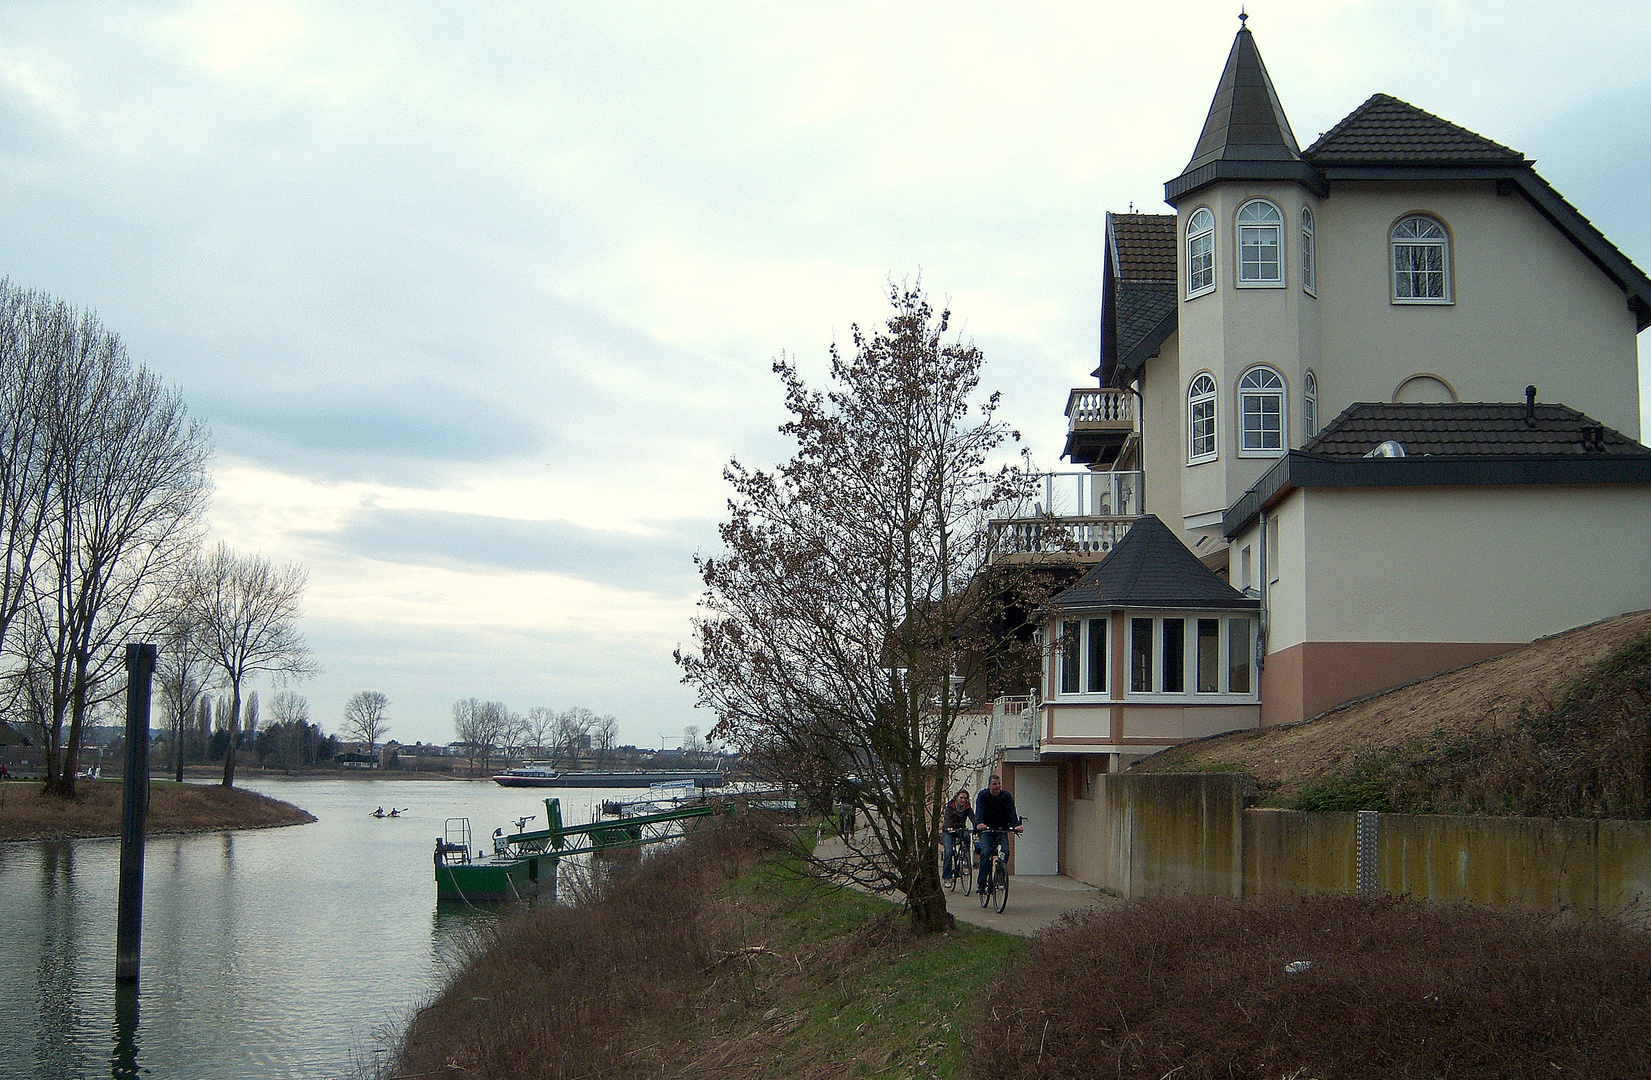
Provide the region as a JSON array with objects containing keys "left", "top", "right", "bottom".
[{"left": 1238, "top": 6, "right": 1248, "bottom": 28}]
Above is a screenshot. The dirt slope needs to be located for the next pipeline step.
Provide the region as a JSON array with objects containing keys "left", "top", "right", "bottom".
[{"left": 1134, "top": 609, "right": 1651, "bottom": 801}]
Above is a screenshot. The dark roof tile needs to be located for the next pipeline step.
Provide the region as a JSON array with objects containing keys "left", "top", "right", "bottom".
[
  {"left": 1053, "top": 515, "right": 1258, "bottom": 612},
  {"left": 1303, "top": 402, "right": 1650, "bottom": 459},
  {"left": 1111, "top": 214, "right": 1177, "bottom": 280},
  {"left": 1304, "top": 94, "right": 1525, "bottom": 166}
]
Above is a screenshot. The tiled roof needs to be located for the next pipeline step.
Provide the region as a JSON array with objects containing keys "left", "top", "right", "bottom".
[
  {"left": 1303, "top": 402, "right": 1651, "bottom": 459},
  {"left": 1303, "top": 94, "right": 1525, "bottom": 166},
  {"left": 1110, "top": 214, "right": 1177, "bottom": 280},
  {"left": 1115, "top": 283, "right": 1177, "bottom": 369},
  {"left": 1053, "top": 515, "right": 1258, "bottom": 612}
]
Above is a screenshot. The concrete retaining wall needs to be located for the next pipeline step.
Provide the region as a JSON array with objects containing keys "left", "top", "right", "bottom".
[{"left": 1064, "top": 773, "right": 1651, "bottom": 920}]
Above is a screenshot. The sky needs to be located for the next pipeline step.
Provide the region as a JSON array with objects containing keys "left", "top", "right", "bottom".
[{"left": 0, "top": 1, "right": 1646, "bottom": 748}]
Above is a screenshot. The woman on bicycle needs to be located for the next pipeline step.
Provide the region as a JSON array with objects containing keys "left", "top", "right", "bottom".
[{"left": 941, "top": 788, "right": 974, "bottom": 881}]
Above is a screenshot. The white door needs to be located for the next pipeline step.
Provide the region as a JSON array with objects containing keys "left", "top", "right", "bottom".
[{"left": 1014, "top": 766, "right": 1059, "bottom": 876}]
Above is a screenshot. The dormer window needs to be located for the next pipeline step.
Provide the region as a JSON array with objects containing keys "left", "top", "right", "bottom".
[
  {"left": 1236, "top": 200, "right": 1283, "bottom": 286},
  {"left": 1187, "top": 208, "right": 1215, "bottom": 297},
  {"left": 1392, "top": 215, "right": 1450, "bottom": 303},
  {"left": 1188, "top": 373, "right": 1218, "bottom": 463},
  {"left": 1238, "top": 366, "right": 1286, "bottom": 455}
]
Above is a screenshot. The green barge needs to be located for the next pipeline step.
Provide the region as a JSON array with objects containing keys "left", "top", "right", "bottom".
[{"left": 434, "top": 796, "right": 716, "bottom": 903}]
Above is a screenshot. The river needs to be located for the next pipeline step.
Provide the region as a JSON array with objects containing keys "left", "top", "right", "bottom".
[{"left": 0, "top": 776, "right": 655, "bottom": 1080}]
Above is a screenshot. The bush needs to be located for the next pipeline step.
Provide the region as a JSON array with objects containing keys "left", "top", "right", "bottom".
[{"left": 971, "top": 895, "right": 1651, "bottom": 1080}]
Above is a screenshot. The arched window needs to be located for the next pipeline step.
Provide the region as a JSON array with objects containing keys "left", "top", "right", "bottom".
[
  {"left": 1238, "top": 366, "right": 1286, "bottom": 454},
  {"left": 1303, "top": 370, "right": 1319, "bottom": 438},
  {"left": 1236, "top": 200, "right": 1283, "bottom": 285},
  {"left": 1392, "top": 215, "right": 1450, "bottom": 302},
  {"left": 1300, "top": 207, "right": 1316, "bottom": 295},
  {"left": 1187, "top": 373, "right": 1217, "bottom": 463},
  {"left": 1186, "top": 208, "right": 1215, "bottom": 297}
]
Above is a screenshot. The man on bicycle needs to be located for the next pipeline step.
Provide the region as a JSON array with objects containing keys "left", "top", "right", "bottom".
[
  {"left": 974, "top": 773, "right": 1023, "bottom": 893},
  {"left": 941, "top": 788, "right": 974, "bottom": 881}
]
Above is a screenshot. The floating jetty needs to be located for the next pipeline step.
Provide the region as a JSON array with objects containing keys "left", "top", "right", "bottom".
[{"left": 491, "top": 768, "right": 726, "bottom": 789}]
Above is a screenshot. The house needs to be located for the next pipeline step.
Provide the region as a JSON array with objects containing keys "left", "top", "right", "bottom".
[{"left": 981, "top": 19, "right": 1651, "bottom": 854}]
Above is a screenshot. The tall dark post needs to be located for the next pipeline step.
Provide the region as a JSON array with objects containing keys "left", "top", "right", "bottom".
[{"left": 116, "top": 642, "right": 157, "bottom": 986}]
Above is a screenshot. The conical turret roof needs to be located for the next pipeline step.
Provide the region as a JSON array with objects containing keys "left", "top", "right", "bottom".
[{"left": 1052, "top": 516, "right": 1257, "bottom": 612}]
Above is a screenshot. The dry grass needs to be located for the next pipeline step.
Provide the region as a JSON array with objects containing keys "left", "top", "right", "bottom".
[
  {"left": 0, "top": 778, "right": 315, "bottom": 840},
  {"left": 972, "top": 895, "right": 1651, "bottom": 1080},
  {"left": 1137, "top": 609, "right": 1651, "bottom": 805}
]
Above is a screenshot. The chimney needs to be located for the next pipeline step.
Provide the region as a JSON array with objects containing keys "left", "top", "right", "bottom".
[{"left": 1525, "top": 385, "right": 1537, "bottom": 427}]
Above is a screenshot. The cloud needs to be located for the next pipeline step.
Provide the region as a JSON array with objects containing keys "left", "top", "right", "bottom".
[{"left": 316, "top": 506, "right": 712, "bottom": 594}]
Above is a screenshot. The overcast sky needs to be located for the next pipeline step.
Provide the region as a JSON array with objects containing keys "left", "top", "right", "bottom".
[{"left": 1, "top": 1, "right": 1645, "bottom": 747}]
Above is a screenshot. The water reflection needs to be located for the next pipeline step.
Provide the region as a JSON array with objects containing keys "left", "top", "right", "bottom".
[{"left": 0, "top": 778, "right": 635, "bottom": 1080}]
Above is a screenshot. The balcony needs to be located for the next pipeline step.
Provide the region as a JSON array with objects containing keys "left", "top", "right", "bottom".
[
  {"left": 1062, "top": 388, "right": 1136, "bottom": 466},
  {"left": 985, "top": 695, "right": 1039, "bottom": 763},
  {"left": 987, "top": 470, "right": 1141, "bottom": 563}
]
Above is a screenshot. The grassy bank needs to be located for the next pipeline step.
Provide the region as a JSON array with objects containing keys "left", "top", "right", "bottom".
[
  {"left": 395, "top": 818, "right": 1651, "bottom": 1080},
  {"left": 0, "top": 778, "right": 315, "bottom": 841}
]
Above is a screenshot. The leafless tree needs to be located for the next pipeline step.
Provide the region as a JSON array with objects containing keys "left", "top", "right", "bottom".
[
  {"left": 592, "top": 713, "right": 618, "bottom": 767},
  {"left": 342, "top": 690, "right": 389, "bottom": 752},
  {"left": 16, "top": 299, "right": 210, "bottom": 798},
  {"left": 0, "top": 282, "right": 62, "bottom": 661},
  {"left": 194, "top": 542, "right": 317, "bottom": 788},
  {"left": 155, "top": 567, "right": 216, "bottom": 782},
  {"left": 552, "top": 706, "right": 596, "bottom": 767},
  {"left": 524, "top": 705, "right": 557, "bottom": 759},
  {"left": 268, "top": 691, "right": 312, "bottom": 770},
  {"left": 676, "top": 284, "right": 1037, "bottom": 933},
  {"left": 244, "top": 690, "right": 259, "bottom": 737},
  {"left": 452, "top": 698, "right": 509, "bottom": 775}
]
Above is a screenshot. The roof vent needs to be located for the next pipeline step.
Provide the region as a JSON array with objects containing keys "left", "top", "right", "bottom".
[
  {"left": 1525, "top": 385, "right": 1537, "bottom": 427},
  {"left": 1581, "top": 425, "right": 1606, "bottom": 453},
  {"left": 1364, "top": 440, "right": 1407, "bottom": 458}
]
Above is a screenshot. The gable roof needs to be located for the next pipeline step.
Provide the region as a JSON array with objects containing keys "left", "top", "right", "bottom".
[
  {"left": 1303, "top": 402, "right": 1651, "bottom": 459},
  {"left": 1303, "top": 94, "right": 1525, "bottom": 166},
  {"left": 1097, "top": 213, "right": 1179, "bottom": 386},
  {"left": 1225, "top": 401, "right": 1651, "bottom": 537},
  {"left": 1053, "top": 515, "right": 1258, "bottom": 612}
]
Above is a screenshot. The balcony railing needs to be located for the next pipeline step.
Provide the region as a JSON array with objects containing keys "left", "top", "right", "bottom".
[
  {"left": 986, "top": 469, "right": 1141, "bottom": 562},
  {"left": 1065, "top": 388, "right": 1135, "bottom": 430},
  {"left": 986, "top": 695, "right": 1038, "bottom": 761},
  {"left": 989, "top": 516, "right": 1135, "bottom": 560}
]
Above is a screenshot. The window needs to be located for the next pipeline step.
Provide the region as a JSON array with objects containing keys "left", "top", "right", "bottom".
[
  {"left": 1188, "top": 373, "right": 1217, "bottom": 463},
  {"left": 1303, "top": 370, "right": 1318, "bottom": 439},
  {"left": 1236, "top": 200, "right": 1283, "bottom": 285},
  {"left": 1130, "top": 618, "right": 1154, "bottom": 693},
  {"left": 1120, "top": 614, "right": 1258, "bottom": 696},
  {"left": 1392, "top": 215, "right": 1449, "bottom": 302},
  {"left": 1238, "top": 366, "right": 1286, "bottom": 455},
  {"left": 1086, "top": 618, "right": 1107, "bottom": 693},
  {"left": 1186, "top": 208, "right": 1215, "bottom": 296},
  {"left": 1055, "top": 617, "right": 1108, "bottom": 696},
  {"left": 1059, "top": 619, "right": 1080, "bottom": 695},
  {"left": 1300, "top": 206, "right": 1316, "bottom": 295}
]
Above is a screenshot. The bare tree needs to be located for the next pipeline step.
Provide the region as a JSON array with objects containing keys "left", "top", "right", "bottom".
[
  {"left": 524, "top": 705, "right": 557, "bottom": 759},
  {"left": 676, "top": 284, "right": 1035, "bottom": 933},
  {"left": 267, "top": 691, "right": 313, "bottom": 770},
  {"left": 155, "top": 570, "right": 216, "bottom": 782},
  {"left": 552, "top": 707, "right": 596, "bottom": 768},
  {"left": 0, "top": 282, "right": 63, "bottom": 661},
  {"left": 452, "top": 698, "right": 509, "bottom": 775},
  {"left": 195, "top": 542, "right": 317, "bottom": 788},
  {"left": 18, "top": 299, "right": 210, "bottom": 798},
  {"left": 342, "top": 690, "right": 390, "bottom": 752},
  {"left": 244, "top": 690, "right": 259, "bottom": 737},
  {"left": 592, "top": 713, "right": 618, "bottom": 767}
]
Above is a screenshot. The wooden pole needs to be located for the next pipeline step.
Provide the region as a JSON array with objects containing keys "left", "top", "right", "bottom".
[{"left": 116, "top": 642, "right": 157, "bottom": 986}]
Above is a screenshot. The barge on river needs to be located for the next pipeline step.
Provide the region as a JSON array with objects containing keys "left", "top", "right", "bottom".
[{"left": 491, "top": 767, "right": 726, "bottom": 789}]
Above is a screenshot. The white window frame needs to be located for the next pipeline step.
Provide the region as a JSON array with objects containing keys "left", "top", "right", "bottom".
[
  {"left": 1123, "top": 613, "right": 1258, "bottom": 700},
  {"left": 1186, "top": 207, "right": 1215, "bottom": 298},
  {"left": 1187, "top": 373, "right": 1218, "bottom": 464},
  {"left": 1303, "top": 369, "right": 1319, "bottom": 439},
  {"left": 1300, "top": 206, "right": 1316, "bottom": 296},
  {"left": 1392, "top": 214, "right": 1451, "bottom": 304},
  {"left": 1237, "top": 366, "right": 1287, "bottom": 457},
  {"left": 1236, "top": 199, "right": 1284, "bottom": 287},
  {"left": 1053, "top": 616, "right": 1108, "bottom": 698}
]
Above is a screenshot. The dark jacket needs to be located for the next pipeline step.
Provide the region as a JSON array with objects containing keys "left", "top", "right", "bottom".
[
  {"left": 975, "top": 788, "right": 1020, "bottom": 831},
  {"left": 943, "top": 800, "right": 975, "bottom": 832}
]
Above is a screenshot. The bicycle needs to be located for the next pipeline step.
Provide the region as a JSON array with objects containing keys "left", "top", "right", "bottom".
[
  {"left": 942, "top": 829, "right": 973, "bottom": 896},
  {"left": 977, "top": 827, "right": 1018, "bottom": 913}
]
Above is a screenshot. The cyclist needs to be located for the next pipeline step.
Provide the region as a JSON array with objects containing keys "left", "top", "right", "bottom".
[
  {"left": 974, "top": 773, "right": 1023, "bottom": 894},
  {"left": 941, "top": 788, "right": 974, "bottom": 882}
]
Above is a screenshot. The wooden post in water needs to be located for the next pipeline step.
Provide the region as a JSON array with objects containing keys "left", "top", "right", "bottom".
[{"left": 116, "top": 642, "right": 157, "bottom": 986}]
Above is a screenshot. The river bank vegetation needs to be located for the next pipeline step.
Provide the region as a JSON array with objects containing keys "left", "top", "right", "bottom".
[
  {"left": 0, "top": 778, "right": 313, "bottom": 841},
  {"left": 389, "top": 817, "right": 1651, "bottom": 1079}
]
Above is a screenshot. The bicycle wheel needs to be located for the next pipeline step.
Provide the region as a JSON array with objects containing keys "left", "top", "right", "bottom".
[
  {"left": 960, "top": 845, "right": 973, "bottom": 896},
  {"left": 994, "top": 859, "right": 1009, "bottom": 913},
  {"left": 979, "top": 860, "right": 992, "bottom": 907},
  {"left": 944, "top": 845, "right": 958, "bottom": 892}
]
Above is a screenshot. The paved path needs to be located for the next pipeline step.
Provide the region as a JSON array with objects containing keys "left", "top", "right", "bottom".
[{"left": 943, "top": 873, "right": 1118, "bottom": 937}]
